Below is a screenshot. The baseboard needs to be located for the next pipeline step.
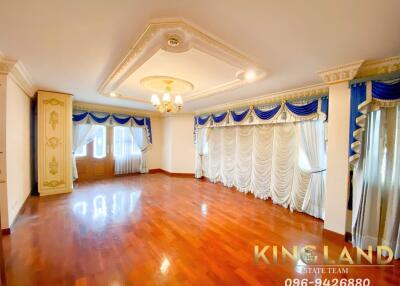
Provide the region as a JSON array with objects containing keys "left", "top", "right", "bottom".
[
  {"left": 344, "top": 232, "right": 352, "bottom": 242},
  {"left": 1, "top": 192, "right": 31, "bottom": 235},
  {"left": 322, "top": 228, "right": 346, "bottom": 242},
  {"left": 39, "top": 189, "right": 72, "bottom": 196},
  {"left": 1, "top": 228, "right": 11, "bottom": 235},
  {"left": 149, "top": 168, "right": 194, "bottom": 178}
]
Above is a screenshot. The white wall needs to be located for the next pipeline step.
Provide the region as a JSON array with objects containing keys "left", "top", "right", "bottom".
[
  {"left": 160, "top": 115, "right": 195, "bottom": 173},
  {"left": 2, "top": 76, "right": 32, "bottom": 228},
  {"left": 324, "top": 82, "right": 351, "bottom": 235},
  {"left": 147, "top": 116, "right": 162, "bottom": 170}
]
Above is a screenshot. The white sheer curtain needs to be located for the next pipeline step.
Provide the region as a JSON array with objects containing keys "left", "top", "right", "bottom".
[
  {"left": 203, "top": 121, "right": 326, "bottom": 217},
  {"left": 352, "top": 106, "right": 400, "bottom": 258},
  {"left": 298, "top": 121, "right": 327, "bottom": 219},
  {"left": 195, "top": 128, "right": 210, "bottom": 178},
  {"left": 72, "top": 124, "right": 96, "bottom": 180},
  {"left": 130, "top": 127, "right": 150, "bottom": 173},
  {"left": 114, "top": 126, "right": 141, "bottom": 175}
]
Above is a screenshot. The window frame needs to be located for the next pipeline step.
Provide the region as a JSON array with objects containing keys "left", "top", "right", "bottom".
[
  {"left": 93, "top": 125, "right": 107, "bottom": 159},
  {"left": 74, "top": 144, "right": 87, "bottom": 157}
]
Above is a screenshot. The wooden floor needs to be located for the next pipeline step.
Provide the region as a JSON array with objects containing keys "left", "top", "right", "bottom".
[{"left": 2, "top": 173, "right": 399, "bottom": 285}]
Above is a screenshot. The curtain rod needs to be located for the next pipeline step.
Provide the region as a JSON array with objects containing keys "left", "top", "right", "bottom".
[{"left": 349, "top": 70, "right": 400, "bottom": 86}]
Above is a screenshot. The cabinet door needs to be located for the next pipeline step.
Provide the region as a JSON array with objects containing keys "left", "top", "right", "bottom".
[{"left": 37, "top": 91, "right": 72, "bottom": 196}]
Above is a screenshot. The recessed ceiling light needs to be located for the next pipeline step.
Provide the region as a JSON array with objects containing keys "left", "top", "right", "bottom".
[
  {"left": 244, "top": 70, "right": 256, "bottom": 81},
  {"left": 110, "top": 92, "right": 117, "bottom": 97}
]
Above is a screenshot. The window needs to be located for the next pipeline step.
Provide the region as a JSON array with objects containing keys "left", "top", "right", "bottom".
[
  {"left": 75, "top": 144, "right": 87, "bottom": 157},
  {"left": 93, "top": 125, "right": 107, "bottom": 158},
  {"left": 113, "top": 126, "right": 141, "bottom": 157}
]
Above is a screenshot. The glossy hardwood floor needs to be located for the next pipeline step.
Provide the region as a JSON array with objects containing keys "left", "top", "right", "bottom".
[{"left": 2, "top": 173, "right": 399, "bottom": 285}]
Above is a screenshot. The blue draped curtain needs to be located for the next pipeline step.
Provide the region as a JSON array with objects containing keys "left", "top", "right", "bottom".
[
  {"left": 212, "top": 112, "right": 228, "bottom": 123},
  {"left": 197, "top": 115, "right": 210, "bottom": 126},
  {"left": 231, "top": 109, "right": 250, "bottom": 122},
  {"left": 286, "top": 99, "right": 318, "bottom": 116},
  {"left": 253, "top": 105, "right": 281, "bottom": 120},
  {"left": 89, "top": 112, "right": 110, "bottom": 123},
  {"left": 112, "top": 114, "right": 131, "bottom": 125},
  {"left": 349, "top": 79, "right": 400, "bottom": 164}
]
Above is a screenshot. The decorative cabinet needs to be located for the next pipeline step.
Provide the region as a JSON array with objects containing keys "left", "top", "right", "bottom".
[{"left": 37, "top": 91, "right": 72, "bottom": 196}]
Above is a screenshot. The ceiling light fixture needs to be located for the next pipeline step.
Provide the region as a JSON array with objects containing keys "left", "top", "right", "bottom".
[
  {"left": 244, "top": 70, "right": 256, "bottom": 81},
  {"left": 150, "top": 80, "right": 183, "bottom": 113},
  {"left": 110, "top": 92, "right": 117, "bottom": 97}
]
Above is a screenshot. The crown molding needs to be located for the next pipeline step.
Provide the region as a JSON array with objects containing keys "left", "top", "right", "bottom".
[
  {"left": 0, "top": 56, "right": 36, "bottom": 97},
  {"left": 195, "top": 83, "right": 328, "bottom": 115},
  {"left": 98, "top": 18, "right": 267, "bottom": 103},
  {"left": 356, "top": 56, "right": 400, "bottom": 78},
  {"left": 318, "top": 60, "right": 364, "bottom": 84},
  {"left": 73, "top": 100, "right": 159, "bottom": 118}
]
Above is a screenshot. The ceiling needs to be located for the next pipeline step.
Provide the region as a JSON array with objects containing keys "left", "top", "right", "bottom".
[
  {"left": 117, "top": 48, "right": 240, "bottom": 102},
  {"left": 0, "top": 0, "right": 399, "bottom": 112}
]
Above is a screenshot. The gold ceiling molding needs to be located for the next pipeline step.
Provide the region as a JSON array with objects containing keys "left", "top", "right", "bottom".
[
  {"left": 98, "top": 18, "right": 267, "bottom": 103},
  {"left": 318, "top": 60, "right": 364, "bottom": 84},
  {"left": 0, "top": 55, "right": 36, "bottom": 97},
  {"left": 356, "top": 56, "right": 400, "bottom": 78},
  {"left": 73, "top": 100, "right": 158, "bottom": 117},
  {"left": 195, "top": 83, "right": 328, "bottom": 115}
]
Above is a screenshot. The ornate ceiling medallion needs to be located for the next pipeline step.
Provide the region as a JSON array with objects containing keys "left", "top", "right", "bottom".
[
  {"left": 98, "top": 18, "right": 268, "bottom": 106},
  {"left": 140, "top": 76, "right": 193, "bottom": 94}
]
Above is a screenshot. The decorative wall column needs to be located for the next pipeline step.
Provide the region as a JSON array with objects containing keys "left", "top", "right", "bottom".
[
  {"left": 319, "top": 61, "right": 363, "bottom": 235},
  {"left": 37, "top": 91, "right": 72, "bottom": 196}
]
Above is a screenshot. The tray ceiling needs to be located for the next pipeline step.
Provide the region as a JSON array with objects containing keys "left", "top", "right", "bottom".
[{"left": 99, "top": 18, "right": 267, "bottom": 105}]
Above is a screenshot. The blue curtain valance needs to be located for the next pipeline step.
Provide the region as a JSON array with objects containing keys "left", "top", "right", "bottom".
[
  {"left": 349, "top": 79, "right": 400, "bottom": 165},
  {"left": 231, "top": 109, "right": 250, "bottom": 122},
  {"left": 254, "top": 105, "right": 281, "bottom": 120},
  {"left": 197, "top": 115, "right": 211, "bottom": 126},
  {"left": 195, "top": 96, "right": 328, "bottom": 128},
  {"left": 72, "top": 110, "right": 152, "bottom": 144},
  {"left": 72, "top": 112, "right": 89, "bottom": 122},
  {"left": 90, "top": 113, "right": 111, "bottom": 123},
  {"left": 286, "top": 99, "right": 318, "bottom": 116},
  {"left": 112, "top": 114, "right": 131, "bottom": 125},
  {"left": 212, "top": 112, "right": 228, "bottom": 123}
]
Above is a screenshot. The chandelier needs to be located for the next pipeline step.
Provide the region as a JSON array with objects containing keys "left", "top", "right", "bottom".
[
  {"left": 150, "top": 82, "right": 183, "bottom": 113},
  {"left": 142, "top": 76, "right": 193, "bottom": 113}
]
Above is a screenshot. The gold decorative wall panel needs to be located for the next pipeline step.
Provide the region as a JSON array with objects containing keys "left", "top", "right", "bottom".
[{"left": 37, "top": 91, "right": 72, "bottom": 196}]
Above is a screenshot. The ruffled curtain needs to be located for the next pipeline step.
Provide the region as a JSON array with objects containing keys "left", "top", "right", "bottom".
[
  {"left": 352, "top": 106, "right": 400, "bottom": 259},
  {"left": 203, "top": 121, "right": 325, "bottom": 217},
  {"left": 130, "top": 127, "right": 150, "bottom": 173},
  {"left": 72, "top": 124, "right": 97, "bottom": 180}
]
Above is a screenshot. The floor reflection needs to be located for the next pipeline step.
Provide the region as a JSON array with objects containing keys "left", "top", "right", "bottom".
[
  {"left": 201, "top": 202, "right": 208, "bottom": 217},
  {"left": 160, "top": 257, "right": 171, "bottom": 275},
  {"left": 72, "top": 191, "right": 142, "bottom": 223}
]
